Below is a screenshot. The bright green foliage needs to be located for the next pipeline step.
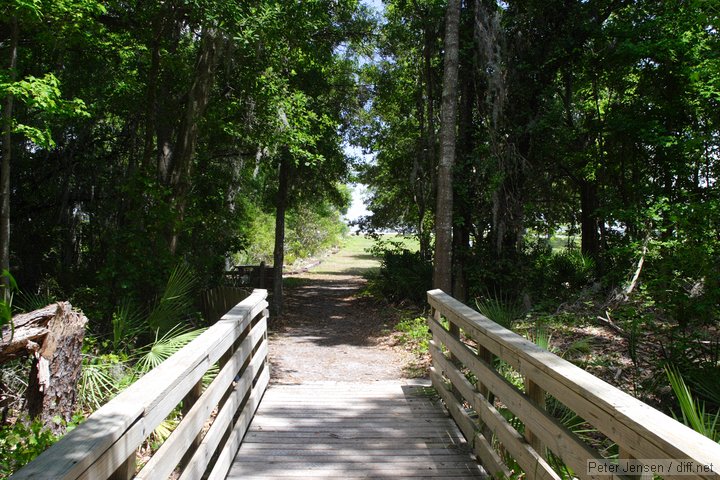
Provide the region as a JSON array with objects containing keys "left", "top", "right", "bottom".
[
  {"left": 666, "top": 366, "right": 720, "bottom": 442},
  {"left": 78, "top": 354, "right": 128, "bottom": 411},
  {"left": 352, "top": 0, "right": 445, "bottom": 259},
  {"left": 0, "top": 414, "right": 83, "bottom": 476},
  {"left": 285, "top": 203, "right": 349, "bottom": 264},
  {"left": 395, "top": 316, "right": 431, "bottom": 355},
  {"left": 360, "top": 0, "right": 719, "bottom": 345},
  {"left": 145, "top": 264, "right": 197, "bottom": 332},
  {"left": 0, "top": 270, "right": 17, "bottom": 330},
  {"left": 235, "top": 199, "right": 349, "bottom": 266},
  {"left": 3, "top": 0, "right": 371, "bottom": 335},
  {"left": 133, "top": 325, "right": 207, "bottom": 376}
]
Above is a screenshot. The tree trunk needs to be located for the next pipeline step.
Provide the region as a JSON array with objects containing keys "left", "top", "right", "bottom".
[
  {"left": 165, "top": 26, "right": 223, "bottom": 254},
  {"left": 433, "top": 0, "right": 461, "bottom": 294},
  {"left": 272, "top": 154, "right": 290, "bottom": 316},
  {"left": 414, "top": 61, "right": 430, "bottom": 262},
  {"left": 580, "top": 179, "right": 600, "bottom": 259},
  {"left": 1, "top": 16, "right": 18, "bottom": 291},
  {"left": 0, "top": 303, "right": 88, "bottom": 434},
  {"left": 452, "top": 52, "right": 476, "bottom": 303}
]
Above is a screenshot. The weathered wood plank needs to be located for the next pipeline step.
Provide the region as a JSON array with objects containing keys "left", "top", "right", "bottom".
[
  {"left": 228, "top": 470, "right": 484, "bottom": 479},
  {"left": 243, "top": 431, "right": 466, "bottom": 439},
  {"left": 236, "top": 447, "right": 473, "bottom": 455},
  {"left": 231, "top": 454, "right": 480, "bottom": 462},
  {"left": 230, "top": 382, "right": 488, "bottom": 479},
  {"left": 206, "top": 365, "right": 271, "bottom": 480},
  {"left": 429, "top": 368, "right": 479, "bottom": 448},
  {"left": 178, "top": 343, "right": 269, "bottom": 480},
  {"left": 473, "top": 433, "right": 512, "bottom": 480}
]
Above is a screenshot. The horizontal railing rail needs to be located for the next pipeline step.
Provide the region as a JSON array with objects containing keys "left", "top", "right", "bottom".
[
  {"left": 427, "top": 289, "right": 720, "bottom": 480},
  {"left": 13, "top": 289, "right": 270, "bottom": 480}
]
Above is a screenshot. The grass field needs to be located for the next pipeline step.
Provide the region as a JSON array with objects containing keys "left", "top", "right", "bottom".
[
  {"left": 310, "top": 234, "right": 380, "bottom": 275},
  {"left": 288, "top": 233, "right": 419, "bottom": 277}
]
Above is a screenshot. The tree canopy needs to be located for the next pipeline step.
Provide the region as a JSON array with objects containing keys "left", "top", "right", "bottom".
[
  {"left": 355, "top": 0, "right": 719, "bottom": 314},
  {"left": 1, "top": 0, "right": 372, "bottom": 323},
  {"left": 1, "top": 0, "right": 718, "bottom": 344}
]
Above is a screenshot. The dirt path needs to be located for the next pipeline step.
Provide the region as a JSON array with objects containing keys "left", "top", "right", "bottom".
[{"left": 268, "top": 239, "right": 415, "bottom": 384}]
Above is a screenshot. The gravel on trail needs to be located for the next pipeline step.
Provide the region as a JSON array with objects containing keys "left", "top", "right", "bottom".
[{"left": 267, "top": 249, "right": 416, "bottom": 384}]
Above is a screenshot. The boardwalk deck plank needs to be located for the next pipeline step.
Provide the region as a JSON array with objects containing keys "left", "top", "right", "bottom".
[{"left": 227, "top": 382, "right": 488, "bottom": 479}]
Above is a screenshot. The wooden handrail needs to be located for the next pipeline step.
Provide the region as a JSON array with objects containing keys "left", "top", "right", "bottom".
[
  {"left": 224, "top": 263, "right": 275, "bottom": 289},
  {"left": 13, "top": 289, "right": 270, "bottom": 480},
  {"left": 427, "top": 289, "right": 720, "bottom": 480}
]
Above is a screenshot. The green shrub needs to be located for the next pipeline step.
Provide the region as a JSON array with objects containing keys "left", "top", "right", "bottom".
[
  {"left": 666, "top": 366, "right": 720, "bottom": 442},
  {"left": 370, "top": 241, "right": 432, "bottom": 305},
  {"left": 527, "top": 248, "right": 596, "bottom": 303},
  {"left": 235, "top": 201, "right": 348, "bottom": 266},
  {"left": 0, "top": 415, "right": 83, "bottom": 477}
]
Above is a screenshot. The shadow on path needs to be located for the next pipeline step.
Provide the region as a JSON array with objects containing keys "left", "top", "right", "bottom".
[{"left": 268, "top": 248, "right": 413, "bottom": 383}]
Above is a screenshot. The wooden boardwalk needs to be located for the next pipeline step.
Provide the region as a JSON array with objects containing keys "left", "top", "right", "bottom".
[{"left": 228, "top": 381, "right": 489, "bottom": 479}]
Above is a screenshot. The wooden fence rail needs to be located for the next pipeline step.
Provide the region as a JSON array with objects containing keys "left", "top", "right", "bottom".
[
  {"left": 13, "top": 289, "right": 270, "bottom": 480},
  {"left": 427, "top": 289, "right": 720, "bottom": 480},
  {"left": 224, "top": 263, "right": 274, "bottom": 289}
]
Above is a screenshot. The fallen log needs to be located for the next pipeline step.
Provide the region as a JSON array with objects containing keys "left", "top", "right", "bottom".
[{"left": 0, "top": 302, "right": 88, "bottom": 433}]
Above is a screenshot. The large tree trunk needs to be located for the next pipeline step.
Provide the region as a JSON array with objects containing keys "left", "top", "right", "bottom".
[
  {"left": 433, "top": 0, "right": 461, "bottom": 294},
  {"left": 1, "top": 16, "right": 18, "bottom": 290},
  {"left": 163, "top": 26, "right": 223, "bottom": 254},
  {"left": 452, "top": 49, "right": 476, "bottom": 304},
  {"left": 1, "top": 303, "right": 88, "bottom": 434},
  {"left": 272, "top": 154, "right": 290, "bottom": 316}
]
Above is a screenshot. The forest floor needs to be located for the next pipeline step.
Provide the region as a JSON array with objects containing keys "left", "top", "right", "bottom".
[{"left": 268, "top": 235, "right": 418, "bottom": 383}]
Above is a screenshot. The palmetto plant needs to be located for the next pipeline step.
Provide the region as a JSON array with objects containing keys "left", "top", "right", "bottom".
[
  {"left": 133, "top": 325, "right": 206, "bottom": 376},
  {"left": 14, "top": 290, "right": 56, "bottom": 313},
  {"left": 79, "top": 263, "right": 204, "bottom": 410},
  {"left": 476, "top": 294, "right": 524, "bottom": 330},
  {"left": 79, "top": 356, "right": 128, "bottom": 410},
  {"left": 146, "top": 263, "right": 197, "bottom": 333},
  {"left": 111, "top": 298, "right": 145, "bottom": 352},
  {"left": 665, "top": 366, "right": 720, "bottom": 442}
]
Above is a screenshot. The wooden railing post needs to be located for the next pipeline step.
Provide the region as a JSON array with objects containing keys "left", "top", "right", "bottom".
[
  {"left": 619, "top": 446, "right": 644, "bottom": 480},
  {"left": 524, "top": 378, "right": 546, "bottom": 458},
  {"left": 179, "top": 379, "right": 204, "bottom": 468},
  {"left": 476, "top": 345, "right": 494, "bottom": 444},
  {"left": 109, "top": 455, "right": 135, "bottom": 480}
]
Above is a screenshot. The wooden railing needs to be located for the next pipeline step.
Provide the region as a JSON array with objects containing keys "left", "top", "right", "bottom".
[
  {"left": 224, "top": 263, "right": 274, "bottom": 289},
  {"left": 13, "top": 289, "right": 270, "bottom": 480},
  {"left": 427, "top": 289, "right": 720, "bottom": 480}
]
